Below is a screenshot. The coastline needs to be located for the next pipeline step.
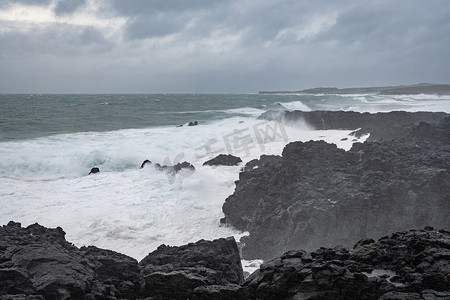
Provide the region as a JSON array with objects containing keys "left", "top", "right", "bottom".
[{"left": 259, "top": 83, "right": 450, "bottom": 95}]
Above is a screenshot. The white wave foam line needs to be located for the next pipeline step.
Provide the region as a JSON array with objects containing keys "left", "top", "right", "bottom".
[{"left": 277, "top": 101, "right": 312, "bottom": 111}]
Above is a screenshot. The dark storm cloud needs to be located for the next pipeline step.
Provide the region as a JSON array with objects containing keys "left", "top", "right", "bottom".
[
  {"left": 54, "top": 0, "right": 87, "bottom": 16},
  {"left": 0, "top": 0, "right": 449, "bottom": 93},
  {"left": 0, "top": 22, "right": 111, "bottom": 57}
]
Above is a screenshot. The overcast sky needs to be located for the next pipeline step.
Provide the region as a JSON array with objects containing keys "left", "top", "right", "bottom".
[{"left": 0, "top": 0, "right": 449, "bottom": 93}]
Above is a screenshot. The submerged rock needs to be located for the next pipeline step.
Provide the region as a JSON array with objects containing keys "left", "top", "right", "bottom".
[
  {"left": 88, "top": 167, "right": 100, "bottom": 175},
  {"left": 153, "top": 161, "right": 195, "bottom": 174},
  {"left": 203, "top": 154, "right": 243, "bottom": 166},
  {"left": 173, "top": 161, "right": 195, "bottom": 172}
]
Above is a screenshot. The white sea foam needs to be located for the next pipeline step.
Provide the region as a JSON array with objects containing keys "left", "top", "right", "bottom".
[
  {"left": 277, "top": 101, "right": 312, "bottom": 111},
  {"left": 0, "top": 115, "right": 365, "bottom": 270},
  {"left": 277, "top": 94, "right": 450, "bottom": 113}
]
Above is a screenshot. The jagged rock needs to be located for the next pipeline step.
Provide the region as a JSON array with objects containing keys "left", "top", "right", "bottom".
[
  {"left": 258, "top": 110, "right": 448, "bottom": 142},
  {"left": 188, "top": 121, "right": 198, "bottom": 126},
  {"left": 223, "top": 140, "right": 450, "bottom": 259},
  {"left": 153, "top": 161, "right": 195, "bottom": 174},
  {"left": 0, "top": 222, "right": 243, "bottom": 300},
  {"left": 406, "top": 116, "right": 450, "bottom": 145},
  {"left": 1, "top": 222, "right": 449, "bottom": 299},
  {"left": 173, "top": 161, "right": 195, "bottom": 173},
  {"left": 139, "top": 237, "right": 243, "bottom": 299},
  {"left": 238, "top": 229, "right": 450, "bottom": 300},
  {"left": 88, "top": 167, "right": 100, "bottom": 175},
  {"left": 140, "top": 159, "right": 151, "bottom": 169},
  {"left": 0, "top": 221, "right": 141, "bottom": 299},
  {"left": 203, "top": 154, "right": 243, "bottom": 166}
]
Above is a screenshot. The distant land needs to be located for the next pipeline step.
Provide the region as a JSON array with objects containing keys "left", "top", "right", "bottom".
[{"left": 259, "top": 83, "right": 450, "bottom": 95}]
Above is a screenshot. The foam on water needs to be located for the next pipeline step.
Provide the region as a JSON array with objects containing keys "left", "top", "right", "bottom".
[
  {"left": 0, "top": 114, "right": 365, "bottom": 265},
  {"left": 277, "top": 101, "right": 312, "bottom": 111},
  {"left": 1, "top": 93, "right": 447, "bottom": 273}
]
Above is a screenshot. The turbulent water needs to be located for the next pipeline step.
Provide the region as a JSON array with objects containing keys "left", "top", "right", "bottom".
[{"left": 1, "top": 93, "right": 449, "bottom": 267}]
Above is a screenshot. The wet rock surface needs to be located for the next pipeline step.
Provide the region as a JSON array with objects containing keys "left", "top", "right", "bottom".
[
  {"left": 2, "top": 223, "right": 449, "bottom": 299},
  {"left": 0, "top": 222, "right": 242, "bottom": 299},
  {"left": 238, "top": 228, "right": 450, "bottom": 300},
  {"left": 258, "top": 110, "right": 448, "bottom": 142},
  {"left": 223, "top": 136, "right": 450, "bottom": 259},
  {"left": 203, "top": 154, "right": 243, "bottom": 166},
  {"left": 139, "top": 237, "right": 244, "bottom": 299}
]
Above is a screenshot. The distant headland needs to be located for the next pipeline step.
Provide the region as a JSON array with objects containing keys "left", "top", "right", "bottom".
[{"left": 259, "top": 83, "right": 450, "bottom": 95}]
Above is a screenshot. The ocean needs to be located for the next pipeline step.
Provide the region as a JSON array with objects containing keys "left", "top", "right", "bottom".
[{"left": 1, "top": 93, "right": 449, "bottom": 270}]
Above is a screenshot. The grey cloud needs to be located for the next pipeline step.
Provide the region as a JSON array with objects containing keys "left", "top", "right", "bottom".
[
  {"left": 0, "top": 0, "right": 51, "bottom": 9},
  {"left": 0, "top": 22, "right": 111, "bottom": 57},
  {"left": 124, "top": 13, "right": 185, "bottom": 39},
  {"left": 0, "top": 0, "right": 449, "bottom": 93},
  {"left": 109, "top": 0, "right": 223, "bottom": 16},
  {"left": 54, "top": 0, "right": 86, "bottom": 16}
]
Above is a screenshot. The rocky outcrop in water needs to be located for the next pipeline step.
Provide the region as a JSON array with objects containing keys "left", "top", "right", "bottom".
[
  {"left": 154, "top": 161, "right": 195, "bottom": 175},
  {"left": 0, "top": 222, "right": 242, "bottom": 299},
  {"left": 222, "top": 137, "right": 450, "bottom": 260},
  {"left": 258, "top": 110, "right": 448, "bottom": 141},
  {"left": 203, "top": 154, "right": 243, "bottom": 166},
  {"left": 88, "top": 167, "right": 100, "bottom": 175}
]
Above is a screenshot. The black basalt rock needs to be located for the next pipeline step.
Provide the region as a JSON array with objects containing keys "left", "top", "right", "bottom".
[
  {"left": 258, "top": 110, "right": 448, "bottom": 142},
  {"left": 173, "top": 161, "right": 195, "bottom": 173},
  {"left": 203, "top": 154, "right": 243, "bottom": 166},
  {"left": 223, "top": 139, "right": 450, "bottom": 260},
  {"left": 0, "top": 222, "right": 244, "bottom": 300},
  {"left": 140, "top": 159, "right": 152, "bottom": 169},
  {"left": 0, "top": 222, "right": 141, "bottom": 299},
  {"left": 88, "top": 167, "right": 100, "bottom": 175},
  {"left": 238, "top": 228, "right": 450, "bottom": 300},
  {"left": 139, "top": 237, "right": 244, "bottom": 299}
]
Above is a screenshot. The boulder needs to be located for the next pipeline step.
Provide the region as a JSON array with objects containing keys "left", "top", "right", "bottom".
[
  {"left": 139, "top": 237, "right": 244, "bottom": 299},
  {"left": 203, "top": 154, "right": 243, "bottom": 166}
]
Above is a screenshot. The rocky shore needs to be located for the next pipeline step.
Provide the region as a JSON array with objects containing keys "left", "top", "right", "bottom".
[
  {"left": 258, "top": 110, "right": 448, "bottom": 141},
  {"left": 1, "top": 110, "right": 449, "bottom": 299},
  {"left": 223, "top": 112, "right": 449, "bottom": 259},
  {"left": 1, "top": 222, "right": 449, "bottom": 299},
  {"left": 259, "top": 83, "right": 450, "bottom": 95}
]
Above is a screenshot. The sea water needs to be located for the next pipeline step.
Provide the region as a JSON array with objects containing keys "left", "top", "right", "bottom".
[{"left": 1, "top": 93, "right": 449, "bottom": 270}]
